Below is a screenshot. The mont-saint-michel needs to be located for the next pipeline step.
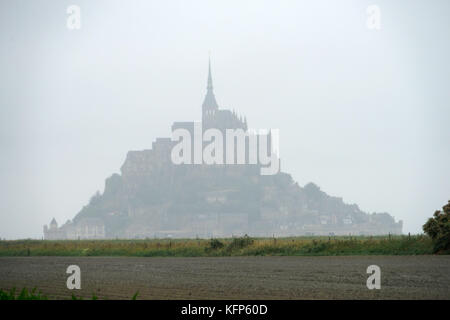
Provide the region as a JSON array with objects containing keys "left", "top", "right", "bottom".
[{"left": 44, "top": 61, "right": 402, "bottom": 240}]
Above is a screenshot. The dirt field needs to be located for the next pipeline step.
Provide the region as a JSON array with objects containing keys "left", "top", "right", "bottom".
[{"left": 0, "top": 256, "right": 449, "bottom": 299}]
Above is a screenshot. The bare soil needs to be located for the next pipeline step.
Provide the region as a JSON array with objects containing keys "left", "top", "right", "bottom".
[{"left": 0, "top": 256, "right": 449, "bottom": 299}]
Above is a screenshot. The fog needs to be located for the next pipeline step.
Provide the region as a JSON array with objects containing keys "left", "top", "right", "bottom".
[{"left": 0, "top": 0, "right": 449, "bottom": 239}]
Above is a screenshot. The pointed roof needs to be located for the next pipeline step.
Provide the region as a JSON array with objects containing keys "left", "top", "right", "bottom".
[
  {"left": 50, "top": 218, "right": 57, "bottom": 225},
  {"left": 202, "top": 57, "right": 219, "bottom": 111},
  {"left": 207, "top": 57, "right": 213, "bottom": 91}
]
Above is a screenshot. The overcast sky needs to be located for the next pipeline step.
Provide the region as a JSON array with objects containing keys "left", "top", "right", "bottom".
[{"left": 0, "top": 0, "right": 449, "bottom": 239}]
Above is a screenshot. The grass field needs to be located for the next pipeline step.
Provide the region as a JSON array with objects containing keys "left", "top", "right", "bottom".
[{"left": 0, "top": 235, "right": 436, "bottom": 257}]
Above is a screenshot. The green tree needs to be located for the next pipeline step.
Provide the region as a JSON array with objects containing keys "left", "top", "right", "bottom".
[{"left": 423, "top": 200, "right": 450, "bottom": 253}]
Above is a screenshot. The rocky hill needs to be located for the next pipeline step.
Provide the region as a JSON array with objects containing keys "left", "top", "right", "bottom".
[
  {"left": 44, "top": 61, "right": 402, "bottom": 239},
  {"left": 66, "top": 151, "right": 402, "bottom": 238}
]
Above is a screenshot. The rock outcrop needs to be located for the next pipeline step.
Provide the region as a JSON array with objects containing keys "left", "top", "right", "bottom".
[{"left": 47, "top": 61, "right": 402, "bottom": 239}]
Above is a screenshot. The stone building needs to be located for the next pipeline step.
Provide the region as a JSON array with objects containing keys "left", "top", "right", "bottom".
[{"left": 43, "top": 217, "right": 106, "bottom": 240}]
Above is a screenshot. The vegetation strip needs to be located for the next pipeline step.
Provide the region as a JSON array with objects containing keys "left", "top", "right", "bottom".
[
  {"left": 0, "top": 287, "right": 139, "bottom": 300},
  {"left": 0, "top": 235, "right": 437, "bottom": 257}
]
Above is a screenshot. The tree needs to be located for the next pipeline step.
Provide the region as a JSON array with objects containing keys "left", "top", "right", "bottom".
[{"left": 423, "top": 200, "right": 450, "bottom": 253}]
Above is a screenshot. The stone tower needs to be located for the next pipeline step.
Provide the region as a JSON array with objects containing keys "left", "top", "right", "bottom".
[{"left": 201, "top": 58, "right": 247, "bottom": 132}]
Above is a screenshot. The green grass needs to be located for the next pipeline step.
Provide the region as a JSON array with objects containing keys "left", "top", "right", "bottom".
[
  {"left": 0, "top": 287, "right": 47, "bottom": 300},
  {"left": 0, "top": 287, "right": 139, "bottom": 300},
  {"left": 0, "top": 235, "right": 437, "bottom": 257}
]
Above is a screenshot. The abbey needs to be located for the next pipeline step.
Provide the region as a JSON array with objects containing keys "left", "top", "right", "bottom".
[
  {"left": 44, "top": 60, "right": 402, "bottom": 239},
  {"left": 170, "top": 60, "right": 279, "bottom": 175}
]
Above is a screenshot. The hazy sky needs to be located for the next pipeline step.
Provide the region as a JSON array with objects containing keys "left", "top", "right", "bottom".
[{"left": 0, "top": 0, "right": 449, "bottom": 239}]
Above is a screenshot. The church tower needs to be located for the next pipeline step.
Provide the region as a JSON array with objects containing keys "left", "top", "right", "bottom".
[
  {"left": 202, "top": 58, "right": 219, "bottom": 124},
  {"left": 200, "top": 58, "right": 247, "bottom": 132}
]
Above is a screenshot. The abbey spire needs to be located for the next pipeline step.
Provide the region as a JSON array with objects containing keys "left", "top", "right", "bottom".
[
  {"left": 207, "top": 58, "right": 213, "bottom": 92},
  {"left": 202, "top": 57, "right": 219, "bottom": 118}
]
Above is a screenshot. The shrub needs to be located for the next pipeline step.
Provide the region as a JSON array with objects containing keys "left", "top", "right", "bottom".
[
  {"left": 423, "top": 200, "right": 450, "bottom": 253},
  {"left": 208, "top": 238, "right": 224, "bottom": 250},
  {"left": 227, "top": 234, "right": 254, "bottom": 251}
]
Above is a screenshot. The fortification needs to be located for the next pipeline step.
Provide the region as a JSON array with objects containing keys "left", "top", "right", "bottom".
[{"left": 44, "top": 60, "right": 402, "bottom": 239}]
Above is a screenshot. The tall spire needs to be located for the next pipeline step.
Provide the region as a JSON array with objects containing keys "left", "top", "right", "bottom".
[
  {"left": 202, "top": 56, "right": 219, "bottom": 116},
  {"left": 207, "top": 56, "right": 213, "bottom": 92}
]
